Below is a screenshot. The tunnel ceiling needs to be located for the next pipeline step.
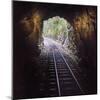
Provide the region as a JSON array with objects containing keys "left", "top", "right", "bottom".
[{"left": 13, "top": 1, "right": 96, "bottom": 23}]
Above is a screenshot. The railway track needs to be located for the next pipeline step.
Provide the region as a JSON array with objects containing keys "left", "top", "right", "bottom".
[{"left": 38, "top": 43, "right": 84, "bottom": 97}]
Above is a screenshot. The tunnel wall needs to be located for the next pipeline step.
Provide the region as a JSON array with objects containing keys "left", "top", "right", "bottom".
[
  {"left": 72, "top": 7, "right": 97, "bottom": 93},
  {"left": 13, "top": 1, "right": 44, "bottom": 98}
]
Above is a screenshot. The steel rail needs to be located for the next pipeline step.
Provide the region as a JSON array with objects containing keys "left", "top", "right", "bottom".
[
  {"left": 57, "top": 47, "right": 84, "bottom": 94},
  {"left": 52, "top": 50, "right": 61, "bottom": 96}
]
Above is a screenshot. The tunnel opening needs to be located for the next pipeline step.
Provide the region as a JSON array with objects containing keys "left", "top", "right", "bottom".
[{"left": 41, "top": 16, "right": 78, "bottom": 64}]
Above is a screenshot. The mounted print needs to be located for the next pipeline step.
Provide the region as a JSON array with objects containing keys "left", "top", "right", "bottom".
[{"left": 13, "top": 0, "right": 97, "bottom": 99}]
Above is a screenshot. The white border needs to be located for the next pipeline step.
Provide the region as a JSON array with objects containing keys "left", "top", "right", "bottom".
[
  {"left": 15, "top": 0, "right": 99, "bottom": 5},
  {"left": 0, "top": 0, "right": 99, "bottom": 100}
]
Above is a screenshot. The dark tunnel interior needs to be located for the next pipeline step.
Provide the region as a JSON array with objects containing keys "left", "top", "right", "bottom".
[{"left": 13, "top": 1, "right": 97, "bottom": 99}]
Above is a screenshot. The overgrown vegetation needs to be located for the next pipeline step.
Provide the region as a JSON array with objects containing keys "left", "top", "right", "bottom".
[
  {"left": 43, "top": 16, "right": 69, "bottom": 39},
  {"left": 43, "top": 16, "right": 78, "bottom": 63}
]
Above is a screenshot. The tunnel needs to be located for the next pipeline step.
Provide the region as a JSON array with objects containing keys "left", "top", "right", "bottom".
[{"left": 13, "top": 1, "right": 97, "bottom": 99}]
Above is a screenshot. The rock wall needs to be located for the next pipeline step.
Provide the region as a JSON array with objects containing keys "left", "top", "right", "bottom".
[
  {"left": 73, "top": 7, "right": 97, "bottom": 66},
  {"left": 72, "top": 7, "right": 97, "bottom": 93},
  {"left": 13, "top": 7, "right": 43, "bottom": 98}
]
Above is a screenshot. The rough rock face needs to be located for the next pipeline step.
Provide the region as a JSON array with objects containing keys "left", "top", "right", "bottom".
[
  {"left": 74, "top": 8, "right": 96, "bottom": 40},
  {"left": 72, "top": 8, "right": 97, "bottom": 93},
  {"left": 73, "top": 8, "right": 96, "bottom": 63},
  {"left": 20, "top": 11, "right": 42, "bottom": 45},
  {"left": 13, "top": 9, "right": 43, "bottom": 98},
  {"left": 62, "top": 26, "right": 79, "bottom": 63}
]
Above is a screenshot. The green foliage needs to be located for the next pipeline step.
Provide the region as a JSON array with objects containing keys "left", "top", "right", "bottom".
[{"left": 43, "top": 16, "right": 70, "bottom": 39}]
